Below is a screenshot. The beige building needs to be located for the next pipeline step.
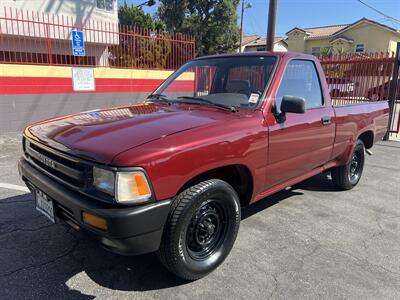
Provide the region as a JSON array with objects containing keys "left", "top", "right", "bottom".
[
  {"left": 240, "top": 35, "right": 288, "bottom": 52},
  {"left": 286, "top": 18, "right": 400, "bottom": 55}
]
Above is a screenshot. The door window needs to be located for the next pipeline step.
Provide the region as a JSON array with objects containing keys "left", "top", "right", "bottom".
[{"left": 276, "top": 60, "right": 323, "bottom": 109}]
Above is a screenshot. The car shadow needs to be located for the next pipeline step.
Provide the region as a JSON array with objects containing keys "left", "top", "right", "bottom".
[
  {"left": 242, "top": 172, "right": 337, "bottom": 220},
  {"left": 0, "top": 193, "right": 187, "bottom": 299},
  {"left": 0, "top": 172, "right": 338, "bottom": 298},
  {"left": 293, "top": 172, "right": 338, "bottom": 192},
  {"left": 241, "top": 188, "right": 304, "bottom": 220}
]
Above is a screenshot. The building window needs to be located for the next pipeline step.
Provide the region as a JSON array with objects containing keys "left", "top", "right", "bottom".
[
  {"left": 97, "top": 0, "right": 114, "bottom": 11},
  {"left": 355, "top": 44, "right": 365, "bottom": 53},
  {"left": 257, "top": 47, "right": 266, "bottom": 52},
  {"left": 311, "top": 47, "right": 321, "bottom": 55}
]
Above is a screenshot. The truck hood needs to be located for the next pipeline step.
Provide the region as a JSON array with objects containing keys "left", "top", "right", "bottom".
[{"left": 27, "top": 103, "right": 221, "bottom": 164}]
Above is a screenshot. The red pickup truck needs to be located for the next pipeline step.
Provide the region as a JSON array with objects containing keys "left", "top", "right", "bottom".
[{"left": 19, "top": 52, "right": 389, "bottom": 280}]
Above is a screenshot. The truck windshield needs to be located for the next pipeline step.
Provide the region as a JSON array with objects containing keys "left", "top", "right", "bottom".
[{"left": 150, "top": 56, "right": 277, "bottom": 109}]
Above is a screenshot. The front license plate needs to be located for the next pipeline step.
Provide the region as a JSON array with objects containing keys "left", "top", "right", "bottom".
[{"left": 35, "top": 190, "right": 55, "bottom": 223}]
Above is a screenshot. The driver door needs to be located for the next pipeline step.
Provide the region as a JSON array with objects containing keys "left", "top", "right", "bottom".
[{"left": 265, "top": 59, "right": 335, "bottom": 188}]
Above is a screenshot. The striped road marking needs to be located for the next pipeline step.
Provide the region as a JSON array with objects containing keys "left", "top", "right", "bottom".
[{"left": 0, "top": 183, "right": 29, "bottom": 192}]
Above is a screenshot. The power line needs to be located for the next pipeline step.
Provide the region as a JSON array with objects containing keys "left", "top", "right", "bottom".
[
  {"left": 247, "top": 9, "right": 266, "bottom": 36},
  {"left": 355, "top": 0, "right": 400, "bottom": 25}
]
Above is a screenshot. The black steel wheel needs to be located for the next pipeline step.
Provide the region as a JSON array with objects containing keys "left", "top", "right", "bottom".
[
  {"left": 332, "top": 139, "right": 365, "bottom": 190},
  {"left": 186, "top": 200, "right": 228, "bottom": 260},
  {"left": 157, "top": 179, "right": 241, "bottom": 281},
  {"left": 349, "top": 151, "right": 362, "bottom": 184}
]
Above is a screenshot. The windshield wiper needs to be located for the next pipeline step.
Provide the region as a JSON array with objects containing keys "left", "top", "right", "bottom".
[
  {"left": 177, "top": 96, "right": 238, "bottom": 112},
  {"left": 147, "top": 93, "right": 172, "bottom": 105}
]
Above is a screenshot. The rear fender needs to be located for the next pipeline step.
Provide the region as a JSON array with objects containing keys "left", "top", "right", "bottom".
[{"left": 337, "top": 128, "right": 374, "bottom": 165}]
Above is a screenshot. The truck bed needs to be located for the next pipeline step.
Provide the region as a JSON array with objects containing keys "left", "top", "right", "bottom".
[{"left": 332, "top": 100, "right": 389, "bottom": 159}]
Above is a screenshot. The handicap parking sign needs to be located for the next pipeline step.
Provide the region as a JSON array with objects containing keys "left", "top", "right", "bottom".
[{"left": 71, "top": 30, "right": 85, "bottom": 56}]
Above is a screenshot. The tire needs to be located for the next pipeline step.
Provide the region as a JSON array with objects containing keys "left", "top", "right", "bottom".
[
  {"left": 157, "top": 179, "right": 241, "bottom": 281},
  {"left": 331, "top": 139, "right": 365, "bottom": 190}
]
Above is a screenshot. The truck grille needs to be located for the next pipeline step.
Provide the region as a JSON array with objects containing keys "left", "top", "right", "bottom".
[{"left": 25, "top": 140, "right": 91, "bottom": 189}]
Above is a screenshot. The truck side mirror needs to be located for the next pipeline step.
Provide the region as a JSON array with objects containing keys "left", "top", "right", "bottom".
[
  {"left": 275, "top": 95, "right": 306, "bottom": 123},
  {"left": 280, "top": 95, "right": 306, "bottom": 114}
]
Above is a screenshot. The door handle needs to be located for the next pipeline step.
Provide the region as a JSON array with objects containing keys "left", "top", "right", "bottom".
[{"left": 321, "top": 116, "right": 331, "bottom": 125}]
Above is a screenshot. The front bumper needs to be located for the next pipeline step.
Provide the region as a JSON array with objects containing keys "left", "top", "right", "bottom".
[{"left": 18, "top": 158, "right": 172, "bottom": 255}]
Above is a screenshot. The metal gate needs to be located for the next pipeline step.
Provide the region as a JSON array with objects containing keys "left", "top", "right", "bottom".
[{"left": 319, "top": 42, "right": 400, "bottom": 139}]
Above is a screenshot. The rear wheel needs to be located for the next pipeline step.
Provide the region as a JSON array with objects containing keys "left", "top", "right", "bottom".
[
  {"left": 331, "top": 139, "right": 365, "bottom": 190},
  {"left": 157, "top": 179, "right": 241, "bottom": 281}
]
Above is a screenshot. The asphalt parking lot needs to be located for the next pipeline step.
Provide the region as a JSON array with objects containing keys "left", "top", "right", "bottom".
[{"left": 0, "top": 132, "right": 399, "bottom": 299}]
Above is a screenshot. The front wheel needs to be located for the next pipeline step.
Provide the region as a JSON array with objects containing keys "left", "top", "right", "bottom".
[
  {"left": 157, "top": 179, "right": 241, "bottom": 281},
  {"left": 331, "top": 139, "right": 365, "bottom": 190}
]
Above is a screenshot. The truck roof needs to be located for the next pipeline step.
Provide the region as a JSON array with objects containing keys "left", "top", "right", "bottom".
[{"left": 193, "top": 51, "right": 316, "bottom": 61}]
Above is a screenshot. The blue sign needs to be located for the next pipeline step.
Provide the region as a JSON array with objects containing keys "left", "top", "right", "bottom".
[{"left": 71, "top": 30, "right": 85, "bottom": 56}]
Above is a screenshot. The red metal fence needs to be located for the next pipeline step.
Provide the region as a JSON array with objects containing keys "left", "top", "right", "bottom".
[
  {"left": 319, "top": 52, "right": 400, "bottom": 135},
  {"left": 0, "top": 7, "right": 195, "bottom": 70}
]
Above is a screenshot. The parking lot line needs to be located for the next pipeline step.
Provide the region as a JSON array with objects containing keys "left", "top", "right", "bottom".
[{"left": 0, "top": 183, "right": 29, "bottom": 192}]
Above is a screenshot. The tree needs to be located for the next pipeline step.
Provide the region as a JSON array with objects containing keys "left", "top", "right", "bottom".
[
  {"left": 118, "top": 2, "right": 164, "bottom": 30},
  {"left": 109, "top": 2, "right": 168, "bottom": 68},
  {"left": 158, "top": 0, "right": 240, "bottom": 56}
]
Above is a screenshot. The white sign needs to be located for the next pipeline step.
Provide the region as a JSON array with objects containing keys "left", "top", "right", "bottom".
[
  {"left": 72, "top": 68, "right": 95, "bottom": 92},
  {"left": 248, "top": 93, "right": 260, "bottom": 104}
]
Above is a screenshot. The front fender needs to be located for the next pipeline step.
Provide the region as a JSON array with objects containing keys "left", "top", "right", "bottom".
[{"left": 112, "top": 116, "right": 268, "bottom": 201}]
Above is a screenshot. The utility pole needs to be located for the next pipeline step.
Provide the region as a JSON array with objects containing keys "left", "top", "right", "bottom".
[
  {"left": 239, "top": 0, "right": 252, "bottom": 53},
  {"left": 239, "top": 0, "right": 245, "bottom": 53},
  {"left": 266, "top": 0, "right": 277, "bottom": 51}
]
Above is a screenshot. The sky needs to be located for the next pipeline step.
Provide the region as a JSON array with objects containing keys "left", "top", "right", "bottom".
[{"left": 118, "top": 0, "right": 400, "bottom": 38}]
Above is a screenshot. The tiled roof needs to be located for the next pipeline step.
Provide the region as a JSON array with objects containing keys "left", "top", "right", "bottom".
[
  {"left": 303, "top": 24, "right": 348, "bottom": 39},
  {"left": 241, "top": 35, "right": 261, "bottom": 46},
  {"left": 286, "top": 18, "right": 400, "bottom": 40},
  {"left": 246, "top": 37, "right": 287, "bottom": 47}
]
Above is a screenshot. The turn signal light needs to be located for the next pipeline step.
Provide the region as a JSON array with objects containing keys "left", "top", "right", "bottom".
[
  {"left": 132, "top": 174, "right": 151, "bottom": 196},
  {"left": 116, "top": 172, "right": 152, "bottom": 203},
  {"left": 82, "top": 212, "right": 108, "bottom": 231}
]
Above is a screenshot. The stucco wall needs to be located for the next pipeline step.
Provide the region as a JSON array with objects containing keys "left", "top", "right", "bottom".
[
  {"left": 0, "top": 0, "right": 119, "bottom": 45},
  {"left": 274, "top": 42, "right": 288, "bottom": 52},
  {"left": 389, "top": 38, "right": 399, "bottom": 53},
  {"left": 304, "top": 39, "right": 331, "bottom": 54},
  {"left": 287, "top": 31, "right": 306, "bottom": 53},
  {"left": 340, "top": 22, "right": 400, "bottom": 53},
  {"left": 330, "top": 41, "right": 353, "bottom": 54},
  {"left": 1, "top": 0, "right": 118, "bottom": 26},
  {"left": 0, "top": 92, "right": 146, "bottom": 132}
]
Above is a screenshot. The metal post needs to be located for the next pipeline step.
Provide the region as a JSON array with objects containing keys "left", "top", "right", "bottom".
[
  {"left": 266, "top": 0, "right": 277, "bottom": 52},
  {"left": 384, "top": 42, "right": 400, "bottom": 140},
  {"left": 239, "top": 0, "right": 244, "bottom": 53},
  {"left": 46, "top": 24, "right": 53, "bottom": 65}
]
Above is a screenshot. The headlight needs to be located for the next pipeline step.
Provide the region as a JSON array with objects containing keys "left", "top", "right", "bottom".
[
  {"left": 116, "top": 171, "right": 151, "bottom": 203},
  {"left": 93, "top": 167, "right": 152, "bottom": 203},
  {"left": 93, "top": 167, "right": 115, "bottom": 196}
]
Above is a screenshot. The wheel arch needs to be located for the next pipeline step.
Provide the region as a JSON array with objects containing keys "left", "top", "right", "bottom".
[
  {"left": 357, "top": 130, "right": 374, "bottom": 149},
  {"left": 177, "top": 164, "right": 254, "bottom": 207}
]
